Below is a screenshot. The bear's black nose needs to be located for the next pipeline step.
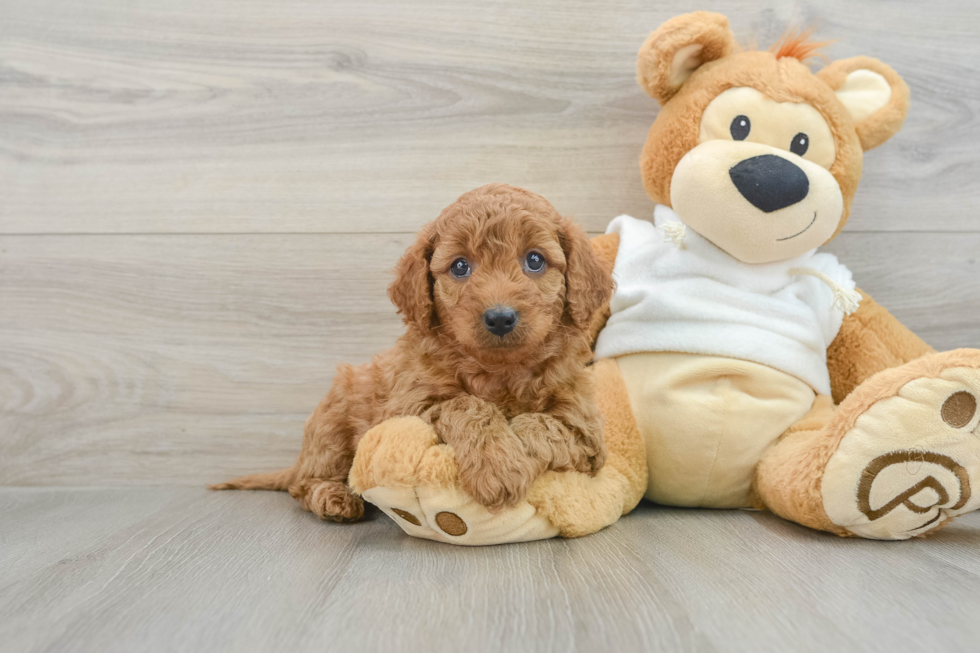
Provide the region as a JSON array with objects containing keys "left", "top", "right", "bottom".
[
  {"left": 729, "top": 154, "right": 809, "bottom": 213},
  {"left": 483, "top": 306, "right": 518, "bottom": 337}
]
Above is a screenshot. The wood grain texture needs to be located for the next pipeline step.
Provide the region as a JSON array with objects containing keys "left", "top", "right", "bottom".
[
  {"left": 1, "top": 231, "right": 978, "bottom": 486},
  {"left": 2, "top": 0, "right": 979, "bottom": 234},
  {"left": 1, "top": 488, "right": 979, "bottom": 653},
  {"left": 0, "top": 233, "right": 410, "bottom": 485}
]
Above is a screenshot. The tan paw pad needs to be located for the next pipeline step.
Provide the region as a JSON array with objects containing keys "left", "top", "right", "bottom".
[
  {"left": 391, "top": 508, "right": 421, "bottom": 526},
  {"left": 942, "top": 391, "right": 977, "bottom": 429},
  {"left": 823, "top": 366, "right": 980, "bottom": 539},
  {"left": 434, "top": 511, "right": 467, "bottom": 536}
]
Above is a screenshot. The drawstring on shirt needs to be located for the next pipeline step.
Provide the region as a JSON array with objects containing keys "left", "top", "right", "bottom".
[
  {"left": 659, "top": 222, "right": 687, "bottom": 249},
  {"left": 789, "top": 267, "right": 862, "bottom": 315}
]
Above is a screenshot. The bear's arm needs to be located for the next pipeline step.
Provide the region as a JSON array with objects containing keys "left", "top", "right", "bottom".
[
  {"left": 827, "top": 289, "right": 935, "bottom": 404},
  {"left": 588, "top": 233, "right": 620, "bottom": 345}
]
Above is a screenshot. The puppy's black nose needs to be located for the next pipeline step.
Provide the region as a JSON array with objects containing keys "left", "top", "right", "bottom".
[
  {"left": 483, "top": 306, "right": 518, "bottom": 337},
  {"left": 729, "top": 154, "right": 809, "bottom": 213}
]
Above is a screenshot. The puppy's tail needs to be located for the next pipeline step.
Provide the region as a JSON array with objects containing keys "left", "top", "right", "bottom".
[{"left": 209, "top": 466, "right": 295, "bottom": 492}]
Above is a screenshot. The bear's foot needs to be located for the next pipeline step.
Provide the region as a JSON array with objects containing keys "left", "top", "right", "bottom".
[
  {"left": 821, "top": 349, "right": 980, "bottom": 539},
  {"left": 346, "top": 416, "right": 562, "bottom": 545},
  {"left": 361, "top": 484, "right": 559, "bottom": 545}
]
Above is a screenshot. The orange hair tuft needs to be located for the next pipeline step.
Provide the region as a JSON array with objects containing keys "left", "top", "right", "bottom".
[{"left": 769, "top": 25, "right": 833, "bottom": 62}]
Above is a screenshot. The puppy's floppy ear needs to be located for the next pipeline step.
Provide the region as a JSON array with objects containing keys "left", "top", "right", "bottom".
[
  {"left": 637, "top": 11, "right": 737, "bottom": 104},
  {"left": 559, "top": 218, "right": 613, "bottom": 330},
  {"left": 818, "top": 56, "right": 910, "bottom": 151},
  {"left": 388, "top": 223, "right": 438, "bottom": 332}
]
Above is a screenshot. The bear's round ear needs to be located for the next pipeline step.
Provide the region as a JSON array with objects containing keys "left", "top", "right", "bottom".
[
  {"left": 818, "top": 56, "right": 910, "bottom": 151},
  {"left": 636, "top": 12, "right": 737, "bottom": 104}
]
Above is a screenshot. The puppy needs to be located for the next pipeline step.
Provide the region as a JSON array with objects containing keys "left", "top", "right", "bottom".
[{"left": 213, "top": 184, "right": 613, "bottom": 522}]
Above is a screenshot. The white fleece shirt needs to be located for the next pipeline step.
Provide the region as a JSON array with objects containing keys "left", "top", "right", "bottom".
[{"left": 594, "top": 206, "right": 856, "bottom": 395}]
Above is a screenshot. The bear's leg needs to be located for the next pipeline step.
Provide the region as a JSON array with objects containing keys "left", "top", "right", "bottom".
[
  {"left": 752, "top": 395, "right": 848, "bottom": 535},
  {"left": 755, "top": 349, "right": 980, "bottom": 540}
]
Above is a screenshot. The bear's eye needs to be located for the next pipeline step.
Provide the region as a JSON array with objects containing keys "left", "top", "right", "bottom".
[
  {"left": 450, "top": 257, "right": 471, "bottom": 278},
  {"left": 730, "top": 115, "right": 751, "bottom": 141},
  {"left": 524, "top": 251, "right": 546, "bottom": 273},
  {"left": 790, "top": 133, "right": 809, "bottom": 156}
]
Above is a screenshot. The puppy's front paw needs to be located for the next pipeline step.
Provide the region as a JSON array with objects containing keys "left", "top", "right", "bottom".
[
  {"left": 457, "top": 455, "right": 539, "bottom": 510},
  {"left": 429, "top": 395, "right": 506, "bottom": 443},
  {"left": 572, "top": 446, "right": 607, "bottom": 477}
]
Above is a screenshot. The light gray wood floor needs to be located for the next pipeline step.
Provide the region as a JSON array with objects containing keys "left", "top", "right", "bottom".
[
  {"left": 3, "top": 488, "right": 980, "bottom": 653},
  {"left": 2, "top": 0, "right": 980, "bottom": 651}
]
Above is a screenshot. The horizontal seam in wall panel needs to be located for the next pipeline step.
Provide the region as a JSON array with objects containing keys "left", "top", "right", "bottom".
[
  {"left": 2, "top": 230, "right": 980, "bottom": 237},
  {"left": 0, "top": 232, "right": 421, "bottom": 237},
  {"left": 0, "top": 485, "right": 217, "bottom": 491}
]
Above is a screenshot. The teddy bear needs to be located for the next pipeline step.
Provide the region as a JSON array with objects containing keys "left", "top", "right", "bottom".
[{"left": 350, "top": 11, "right": 980, "bottom": 543}]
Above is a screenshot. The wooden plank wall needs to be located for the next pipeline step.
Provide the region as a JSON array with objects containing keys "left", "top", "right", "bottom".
[{"left": 2, "top": 0, "right": 979, "bottom": 485}]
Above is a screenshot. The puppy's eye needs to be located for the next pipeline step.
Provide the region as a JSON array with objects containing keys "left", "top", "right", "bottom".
[
  {"left": 730, "top": 115, "right": 751, "bottom": 141},
  {"left": 524, "top": 251, "right": 546, "bottom": 273},
  {"left": 790, "top": 132, "right": 809, "bottom": 156},
  {"left": 450, "top": 257, "right": 471, "bottom": 278}
]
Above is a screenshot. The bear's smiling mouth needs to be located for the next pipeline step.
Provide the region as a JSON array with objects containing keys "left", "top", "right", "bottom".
[{"left": 776, "top": 212, "right": 817, "bottom": 242}]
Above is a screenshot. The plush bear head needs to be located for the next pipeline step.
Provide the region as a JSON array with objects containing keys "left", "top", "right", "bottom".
[{"left": 636, "top": 12, "right": 909, "bottom": 263}]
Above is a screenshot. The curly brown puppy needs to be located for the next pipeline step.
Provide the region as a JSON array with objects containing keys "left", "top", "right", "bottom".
[{"left": 212, "top": 184, "right": 612, "bottom": 522}]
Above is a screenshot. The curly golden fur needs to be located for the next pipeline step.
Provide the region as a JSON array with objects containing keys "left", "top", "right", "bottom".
[{"left": 212, "top": 184, "right": 613, "bottom": 521}]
